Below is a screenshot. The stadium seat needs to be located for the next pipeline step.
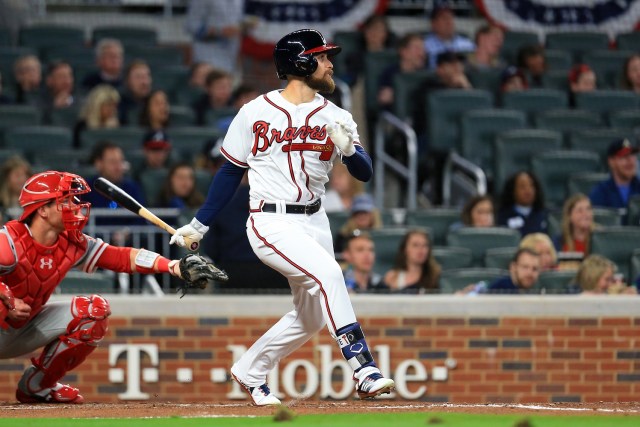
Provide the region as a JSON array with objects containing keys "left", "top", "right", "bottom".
[
  {"left": 427, "top": 89, "right": 494, "bottom": 153},
  {"left": 534, "top": 109, "right": 603, "bottom": 145},
  {"left": 432, "top": 246, "right": 473, "bottom": 270},
  {"left": 369, "top": 227, "right": 413, "bottom": 276},
  {"left": 494, "top": 128, "right": 563, "bottom": 193},
  {"left": 126, "top": 44, "right": 184, "bottom": 67},
  {"left": 0, "top": 28, "right": 11, "bottom": 46},
  {"left": 41, "top": 44, "right": 94, "bottom": 65},
  {"left": 537, "top": 270, "right": 576, "bottom": 294},
  {"left": 568, "top": 128, "right": 634, "bottom": 166},
  {"left": 204, "top": 107, "right": 239, "bottom": 132},
  {"left": 80, "top": 127, "right": 146, "bottom": 151},
  {"left": 0, "top": 149, "right": 21, "bottom": 164},
  {"left": 499, "top": 30, "right": 539, "bottom": 64},
  {"left": 466, "top": 68, "right": 502, "bottom": 95},
  {"left": 590, "top": 226, "right": 640, "bottom": 281},
  {"left": 592, "top": 207, "right": 623, "bottom": 227},
  {"left": 501, "top": 89, "right": 568, "bottom": 124},
  {"left": 540, "top": 70, "right": 570, "bottom": 91},
  {"left": 332, "top": 31, "right": 360, "bottom": 80},
  {"left": 630, "top": 248, "right": 640, "bottom": 284},
  {"left": 58, "top": 271, "right": 115, "bottom": 294},
  {"left": 0, "top": 105, "right": 40, "bottom": 136},
  {"left": 626, "top": 195, "right": 640, "bottom": 227},
  {"left": 567, "top": 172, "right": 609, "bottom": 198},
  {"left": 48, "top": 105, "right": 81, "bottom": 128},
  {"left": 327, "top": 211, "right": 350, "bottom": 243},
  {"left": 544, "top": 49, "right": 573, "bottom": 71},
  {"left": 545, "top": 32, "right": 610, "bottom": 63},
  {"left": 364, "top": 50, "right": 399, "bottom": 118},
  {"left": 484, "top": 247, "right": 518, "bottom": 270},
  {"left": 19, "top": 25, "right": 85, "bottom": 54},
  {"left": 583, "top": 50, "right": 635, "bottom": 89},
  {"left": 175, "top": 86, "right": 205, "bottom": 108},
  {"left": 404, "top": 208, "right": 460, "bottom": 246},
  {"left": 439, "top": 267, "right": 508, "bottom": 294},
  {"left": 33, "top": 148, "right": 90, "bottom": 172},
  {"left": 616, "top": 32, "right": 640, "bottom": 51},
  {"left": 446, "top": 227, "right": 521, "bottom": 267},
  {"left": 393, "top": 70, "right": 434, "bottom": 120},
  {"left": 461, "top": 109, "right": 527, "bottom": 179},
  {"left": 531, "top": 150, "right": 602, "bottom": 208},
  {"left": 169, "top": 105, "right": 196, "bottom": 127},
  {"left": 170, "top": 126, "right": 223, "bottom": 162},
  {"left": 153, "top": 66, "right": 190, "bottom": 97},
  {"left": 3, "top": 126, "right": 73, "bottom": 162},
  {"left": 140, "top": 168, "right": 169, "bottom": 207},
  {"left": 92, "top": 26, "right": 157, "bottom": 46},
  {"left": 194, "top": 169, "right": 213, "bottom": 198},
  {"left": 609, "top": 110, "right": 640, "bottom": 130},
  {"left": 574, "top": 91, "right": 639, "bottom": 124}
]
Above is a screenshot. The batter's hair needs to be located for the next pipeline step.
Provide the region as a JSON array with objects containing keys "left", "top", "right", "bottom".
[
  {"left": 573, "top": 254, "right": 615, "bottom": 292},
  {"left": 499, "top": 171, "right": 545, "bottom": 211},
  {"left": 392, "top": 228, "right": 441, "bottom": 291},
  {"left": 560, "top": 193, "right": 597, "bottom": 253}
]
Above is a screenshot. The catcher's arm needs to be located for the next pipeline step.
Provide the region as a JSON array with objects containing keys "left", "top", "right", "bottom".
[{"left": 177, "top": 254, "right": 229, "bottom": 298}]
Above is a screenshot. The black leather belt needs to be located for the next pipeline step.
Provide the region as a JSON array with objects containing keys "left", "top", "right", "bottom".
[{"left": 261, "top": 199, "right": 321, "bottom": 215}]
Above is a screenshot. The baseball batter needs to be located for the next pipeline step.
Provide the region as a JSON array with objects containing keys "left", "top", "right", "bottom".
[
  {"left": 0, "top": 171, "right": 187, "bottom": 403},
  {"left": 170, "top": 29, "right": 395, "bottom": 405}
]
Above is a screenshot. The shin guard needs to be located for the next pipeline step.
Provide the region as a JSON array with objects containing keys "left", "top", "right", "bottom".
[{"left": 335, "top": 322, "right": 376, "bottom": 372}]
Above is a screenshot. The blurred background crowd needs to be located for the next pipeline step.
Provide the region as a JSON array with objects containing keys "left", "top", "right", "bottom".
[{"left": 1, "top": 0, "right": 640, "bottom": 296}]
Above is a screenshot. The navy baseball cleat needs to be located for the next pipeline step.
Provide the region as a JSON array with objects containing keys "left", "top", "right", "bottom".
[
  {"left": 231, "top": 372, "right": 282, "bottom": 406},
  {"left": 354, "top": 366, "right": 395, "bottom": 399}
]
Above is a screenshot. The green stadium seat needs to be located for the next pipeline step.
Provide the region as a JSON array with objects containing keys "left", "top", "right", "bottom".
[
  {"left": 369, "top": 227, "right": 413, "bottom": 276},
  {"left": 446, "top": 227, "right": 521, "bottom": 267},
  {"left": 393, "top": 70, "right": 434, "bottom": 120},
  {"left": 616, "top": 32, "right": 640, "bottom": 51},
  {"left": 0, "top": 46, "right": 37, "bottom": 90},
  {"left": 626, "top": 195, "right": 640, "bottom": 227},
  {"left": 544, "top": 49, "right": 573, "bottom": 71},
  {"left": 568, "top": 128, "right": 634, "bottom": 166},
  {"left": 466, "top": 68, "right": 502, "bottom": 94},
  {"left": 0, "top": 105, "right": 40, "bottom": 136},
  {"left": 33, "top": 148, "right": 89, "bottom": 172},
  {"left": 153, "top": 66, "right": 190, "bottom": 96},
  {"left": 537, "top": 270, "right": 576, "bottom": 294},
  {"left": 590, "top": 226, "right": 640, "bottom": 281},
  {"left": 593, "top": 207, "right": 623, "bottom": 227},
  {"left": 432, "top": 246, "right": 473, "bottom": 270},
  {"left": 404, "top": 208, "right": 460, "bottom": 246},
  {"left": 534, "top": 109, "right": 603, "bottom": 145},
  {"left": 501, "top": 89, "right": 568, "bottom": 124},
  {"left": 567, "top": 172, "right": 609, "bottom": 198},
  {"left": 4, "top": 126, "right": 73, "bottom": 162},
  {"left": 169, "top": 105, "right": 196, "bottom": 127},
  {"left": 575, "top": 90, "right": 639, "bottom": 124},
  {"left": 545, "top": 32, "right": 610, "bottom": 63},
  {"left": 58, "top": 271, "right": 115, "bottom": 294},
  {"left": 500, "top": 31, "right": 539, "bottom": 64},
  {"left": 92, "top": 26, "right": 157, "bottom": 46},
  {"left": 80, "top": 127, "right": 146, "bottom": 151},
  {"left": 484, "top": 247, "right": 518, "bottom": 270},
  {"left": 19, "top": 25, "right": 85, "bottom": 54},
  {"left": 0, "top": 28, "right": 11, "bottom": 46},
  {"left": 327, "top": 211, "right": 350, "bottom": 243},
  {"left": 0, "top": 149, "right": 21, "bottom": 164},
  {"left": 126, "top": 44, "right": 184, "bottom": 67},
  {"left": 364, "top": 50, "right": 399, "bottom": 117},
  {"left": 439, "top": 268, "right": 508, "bottom": 294},
  {"left": 170, "top": 126, "right": 222, "bottom": 162},
  {"left": 531, "top": 150, "right": 602, "bottom": 208},
  {"left": 48, "top": 105, "right": 81, "bottom": 128},
  {"left": 630, "top": 248, "right": 640, "bottom": 284},
  {"left": 175, "top": 86, "right": 205, "bottom": 107},
  {"left": 461, "top": 109, "right": 527, "bottom": 179},
  {"left": 332, "top": 31, "right": 360, "bottom": 80},
  {"left": 140, "top": 168, "right": 169, "bottom": 207},
  {"left": 494, "top": 128, "right": 563, "bottom": 193},
  {"left": 609, "top": 110, "right": 640, "bottom": 130},
  {"left": 194, "top": 169, "right": 213, "bottom": 198},
  {"left": 583, "top": 50, "right": 635, "bottom": 89},
  {"left": 541, "top": 70, "right": 570, "bottom": 91},
  {"left": 41, "top": 44, "right": 93, "bottom": 64},
  {"left": 205, "top": 107, "right": 238, "bottom": 131},
  {"left": 427, "top": 89, "right": 494, "bottom": 153}
]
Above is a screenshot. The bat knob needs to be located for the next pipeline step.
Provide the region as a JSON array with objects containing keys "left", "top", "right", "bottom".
[{"left": 189, "top": 242, "right": 200, "bottom": 252}]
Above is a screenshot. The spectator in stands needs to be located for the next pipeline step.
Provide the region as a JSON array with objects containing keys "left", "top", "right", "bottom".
[
  {"left": 487, "top": 248, "right": 541, "bottom": 294},
  {"left": 517, "top": 44, "right": 546, "bottom": 87},
  {"left": 621, "top": 53, "right": 640, "bottom": 93},
  {"left": 568, "top": 63, "right": 596, "bottom": 107},
  {"left": 118, "top": 60, "right": 152, "bottom": 125},
  {"left": 377, "top": 33, "right": 427, "bottom": 111},
  {"left": 189, "top": 62, "right": 214, "bottom": 90},
  {"left": 497, "top": 171, "right": 549, "bottom": 236},
  {"left": 41, "top": 60, "right": 76, "bottom": 123},
  {"left": 134, "top": 130, "right": 172, "bottom": 181},
  {"left": 184, "top": 0, "right": 250, "bottom": 74},
  {"left": 82, "top": 38, "right": 124, "bottom": 91},
  {"left": 342, "top": 231, "right": 388, "bottom": 294},
  {"left": 467, "top": 25, "right": 504, "bottom": 70},
  {"left": 214, "top": 83, "right": 259, "bottom": 131},
  {"left": 0, "top": 71, "right": 12, "bottom": 104},
  {"left": 343, "top": 14, "right": 396, "bottom": 86},
  {"left": 573, "top": 255, "right": 636, "bottom": 295},
  {"left": 424, "top": 3, "right": 475, "bottom": 69},
  {"left": 158, "top": 162, "right": 205, "bottom": 210},
  {"left": 383, "top": 228, "right": 441, "bottom": 294},
  {"left": 0, "top": 156, "right": 32, "bottom": 211},
  {"left": 554, "top": 193, "right": 596, "bottom": 257},
  {"left": 74, "top": 84, "right": 120, "bottom": 147},
  {"left": 324, "top": 161, "right": 364, "bottom": 213},
  {"left": 196, "top": 137, "right": 226, "bottom": 176},
  {"left": 139, "top": 89, "right": 170, "bottom": 131},
  {"left": 192, "top": 68, "right": 233, "bottom": 126},
  {"left": 461, "top": 195, "right": 495, "bottom": 228},
  {"left": 520, "top": 232, "right": 557, "bottom": 271},
  {"left": 13, "top": 54, "right": 41, "bottom": 105},
  {"left": 499, "top": 65, "right": 528, "bottom": 94},
  {"left": 589, "top": 138, "right": 640, "bottom": 222},
  {"left": 335, "top": 193, "right": 382, "bottom": 254}
]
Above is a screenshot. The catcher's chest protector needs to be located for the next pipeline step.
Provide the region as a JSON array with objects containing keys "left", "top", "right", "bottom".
[{"left": 3, "top": 221, "right": 87, "bottom": 328}]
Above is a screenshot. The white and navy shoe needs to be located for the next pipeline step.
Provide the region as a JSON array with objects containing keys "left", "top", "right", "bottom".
[
  {"left": 354, "top": 366, "right": 395, "bottom": 399},
  {"left": 231, "top": 372, "right": 281, "bottom": 406}
]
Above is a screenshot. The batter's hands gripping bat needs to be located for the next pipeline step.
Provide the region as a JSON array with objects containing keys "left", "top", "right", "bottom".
[{"left": 93, "top": 177, "right": 200, "bottom": 252}]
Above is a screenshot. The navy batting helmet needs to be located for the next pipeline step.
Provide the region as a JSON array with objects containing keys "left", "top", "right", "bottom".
[{"left": 273, "top": 29, "right": 341, "bottom": 80}]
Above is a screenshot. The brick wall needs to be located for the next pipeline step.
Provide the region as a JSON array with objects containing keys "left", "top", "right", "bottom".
[{"left": 1, "top": 296, "right": 639, "bottom": 403}]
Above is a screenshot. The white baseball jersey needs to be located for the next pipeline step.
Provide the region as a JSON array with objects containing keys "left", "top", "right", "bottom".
[{"left": 220, "top": 89, "right": 362, "bottom": 204}]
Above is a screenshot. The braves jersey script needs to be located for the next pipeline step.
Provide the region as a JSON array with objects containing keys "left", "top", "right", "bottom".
[{"left": 220, "top": 90, "right": 362, "bottom": 204}]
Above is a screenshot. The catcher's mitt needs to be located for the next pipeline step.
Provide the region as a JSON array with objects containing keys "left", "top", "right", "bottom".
[{"left": 177, "top": 254, "right": 229, "bottom": 297}]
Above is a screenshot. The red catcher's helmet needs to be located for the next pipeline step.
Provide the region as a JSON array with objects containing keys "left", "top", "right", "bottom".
[{"left": 19, "top": 171, "right": 91, "bottom": 233}]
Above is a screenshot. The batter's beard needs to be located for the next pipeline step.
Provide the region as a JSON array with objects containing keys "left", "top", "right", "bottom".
[{"left": 306, "top": 73, "right": 335, "bottom": 94}]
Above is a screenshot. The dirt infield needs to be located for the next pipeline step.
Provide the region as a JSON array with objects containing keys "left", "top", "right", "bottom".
[{"left": 2, "top": 401, "right": 640, "bottom": 418}]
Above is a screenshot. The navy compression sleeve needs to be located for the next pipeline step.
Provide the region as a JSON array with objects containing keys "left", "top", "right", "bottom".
[
  {"left": 195, "top": 161, "right": 246, "bottom": 225},
  {"left": 342, "top": 145, "right": 373, "bottom": 182}
]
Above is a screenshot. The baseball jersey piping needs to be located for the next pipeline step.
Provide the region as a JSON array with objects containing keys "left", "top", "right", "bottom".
[
  {"left": 263, "top": 94, "right": 304, "bottom": 202},
  {"left": 249, "top": 216, "right": 338, "bottom": 333},
  {"left": 300, "top": 99, "right": 329, "bottom": 201},
  {"left": 220, "top": 146, "right": 249, "bottom": 168}
]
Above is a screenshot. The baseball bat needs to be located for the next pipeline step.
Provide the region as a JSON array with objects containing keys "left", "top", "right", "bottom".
[{"left": 93, "top": 177, "right": 200, "bottom": 252}]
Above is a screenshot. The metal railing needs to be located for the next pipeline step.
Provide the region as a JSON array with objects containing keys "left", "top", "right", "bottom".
[
  {"left": 374, "top": 111, "right": 418, "bottom": 210},
  {"left": 441, "top": 151, "right": 487, "bottom": 207}
]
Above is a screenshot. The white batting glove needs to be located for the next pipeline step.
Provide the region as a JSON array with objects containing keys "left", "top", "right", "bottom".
[
  {"left": 328, "top": 120, "right": 356, "bottom": 156},
  {"left": 170, "top": 218, "right": 209, "bottom": 247}
]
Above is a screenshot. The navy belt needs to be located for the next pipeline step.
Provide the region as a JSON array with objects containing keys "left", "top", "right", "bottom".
[{"left": 261, "top": 199, "right": 321, "bottom": 215}]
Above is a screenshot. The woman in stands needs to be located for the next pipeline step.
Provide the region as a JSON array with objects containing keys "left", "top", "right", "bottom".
[
  {"left": 73, "top": 84, "right": 120, "bottom": 147},
  {"left": 383, "top": 229, "right": 441, "bottom": 294},
  {"left": 519, "top": 232, "right": 557, "bottom": 271},
  {"left": 0, "top": 156, "right": 32, "bottom": 214},
  {"left": 139, "top": 89, "right": 170, "bottom": 131},
  {"left": 571, "top": 255, "right": 636, "bottom": 295},
  {"left": 568, "top": 64, "right": 596, "bottom": 107},
  {"left": 555, "top": 193, "right": 597, "bottom": 257},
  {"left": 158, "top": 162, "right": 204, "bottom": 210},
  {"left": 621, "top": 53, "right": 640, "bottom": 93},
  {"left": 497, "top": 171, "right": 549, "bottom": 236}
]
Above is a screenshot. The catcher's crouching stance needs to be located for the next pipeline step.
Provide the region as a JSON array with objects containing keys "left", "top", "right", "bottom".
[{"left": 0, "top": 171, "right": 225, "bottom": 404}]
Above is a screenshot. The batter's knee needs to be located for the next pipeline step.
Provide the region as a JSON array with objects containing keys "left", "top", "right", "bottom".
[{"left": 66, "top": 295, "right": 111, "bottom": 342}]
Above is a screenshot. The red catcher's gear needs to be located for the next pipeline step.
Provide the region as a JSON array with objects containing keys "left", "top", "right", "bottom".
[
  {"left": 16, "top": 381, "right": 84, "bottom": 404},
  {"left": 19, "top": 171, "right": 91, "bottom": 236},
  {"left": 1, "top": 221, "right": 88, "bottom": 329}
]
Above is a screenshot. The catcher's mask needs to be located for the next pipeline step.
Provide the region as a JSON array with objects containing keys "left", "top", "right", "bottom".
[
  {"left": 19, "top": 171, "right": 92, "bottom": 235},
  {"left": 273, "top": 29, "right": 341, "bottom": 80}
]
